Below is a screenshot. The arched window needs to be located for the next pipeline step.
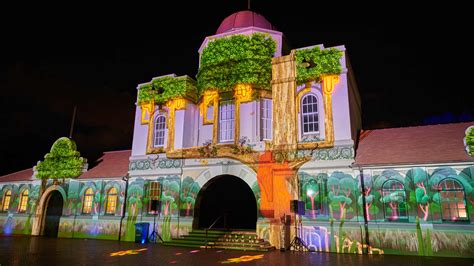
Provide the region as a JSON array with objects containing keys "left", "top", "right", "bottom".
[
  {"left": 439, "top": 179, "right": 468, "bottom": 221},
  {"left": 105, "top": 187, "right": 118, "bottom": 215},
  {"left": 382, "top": 180, "right": 407, "bottom": 221},
  {"left": 2, "top": 190, "right": 12, "bottom": 212},
  {"left": 154, "top": 115, "right": 166, "bottom": 147},
  {"left": 82, "top": 188, "right": 94, "bottom": 214},
  {"left": 301, "top": 94, "right": 319, "bottom": 134},
  {"left": 18, "top": 189, "right": 29, "bottom": 213}
]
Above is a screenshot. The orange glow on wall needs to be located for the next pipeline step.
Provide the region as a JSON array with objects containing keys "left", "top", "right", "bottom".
[{"left": 256, "top": 151, "right": 294, "bottom": 219}]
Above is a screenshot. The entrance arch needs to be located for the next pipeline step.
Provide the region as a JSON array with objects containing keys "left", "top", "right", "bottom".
[
  {"left": 31, "top": 185, "right": 67, "bottom": 236},
  {"left": 42, "top": 190, "right": 64, "bottom": 237},
  {"left": 193, "top": 175, "right": 257, "bottom": 230}
]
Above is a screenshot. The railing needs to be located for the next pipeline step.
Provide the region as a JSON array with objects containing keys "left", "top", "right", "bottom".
[{"left": 205, "top": 215, "right": 224, "bottom": 249}]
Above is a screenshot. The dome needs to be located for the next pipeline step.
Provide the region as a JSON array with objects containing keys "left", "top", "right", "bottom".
[{"left": 216, "top": 10, "right": 276, "bottom": 34}]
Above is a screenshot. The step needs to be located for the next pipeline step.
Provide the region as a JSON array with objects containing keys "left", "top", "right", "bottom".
[
  {"left": 163, "top": 229, "right": 275, "bottom": 252},
  {"left": 211, "top": 245, "right": 276, "bottom": 252},
  {"left": 162, "top": 242, "right": 207, "bottom": 248}
]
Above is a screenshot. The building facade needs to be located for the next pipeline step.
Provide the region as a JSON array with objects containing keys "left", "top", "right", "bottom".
[{"left": 1, "top": 11, "right": 474, "bottom": 258}]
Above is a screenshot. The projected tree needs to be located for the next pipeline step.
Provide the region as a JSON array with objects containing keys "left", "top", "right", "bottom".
[
  {"left": 357, "top": 174, "right": 375, "bottom": 221},
  {"left": 181, "top": 177, "right": 200, "bottom": 217},
  {"left": 162, "top": 179, "right": 180, "bottom": 216},
  {"left": 328, "top": 172, "right": 356, "bottom": 220},
  {"left": 374, "top": 170, "right": 406, "bottom": 221},
  {"left": 405, "top": 168, "right": 431, "bottom": 221},
  {"left": 35, "top": 137, "right": 86, "bottom": 192},
  {"left": 465, "top": 126, "right": 474, "bottom": 156}
]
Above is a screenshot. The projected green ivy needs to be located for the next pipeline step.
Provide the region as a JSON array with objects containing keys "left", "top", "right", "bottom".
[
  {"left": 197, "top": 33, "right": 276, "bottom": 93},
  {"left": 295, "top": 46, "right": 343, "bottom": 85},
  {"left": 35, "top": 137, "right": 86, "bottom": 179},
  {"left": 138, "top": 76, "right": 197, "bottom": 105},
  {"left": 466, "top": 126, "right": 474, "bottom": 156}
]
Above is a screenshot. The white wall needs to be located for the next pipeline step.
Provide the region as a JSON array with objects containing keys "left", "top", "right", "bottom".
[{"left": 131, "top": 105, "right": 148, "bottom": 156}]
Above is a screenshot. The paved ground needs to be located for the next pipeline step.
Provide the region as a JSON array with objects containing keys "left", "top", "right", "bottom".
[{"left": 0, "top": 236, "right": 473, "bottom": 266}]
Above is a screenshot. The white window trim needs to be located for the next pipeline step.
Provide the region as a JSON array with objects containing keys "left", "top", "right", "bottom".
[
  {"left": 301, "top": 93, "right": 320, "bottom": 135},
  {"left": 153, "top": 114, "right": 167, "bottom": 148},
  {"left": 260, "top": 98, "right": 272, "bottom": 141},
  {"left": 218, "top": 100, "right": 235, "bottom": 143}
]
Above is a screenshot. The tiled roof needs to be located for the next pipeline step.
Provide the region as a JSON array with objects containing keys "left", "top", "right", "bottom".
[
  {"left": 355, "top": 122, "right": 474, "bottom": 166},
  {"left": 78, "top": 150, "right": 131, "bottom": 179},
  {"left": 0, "top": 168, "right": 33, "bottom": 182}
]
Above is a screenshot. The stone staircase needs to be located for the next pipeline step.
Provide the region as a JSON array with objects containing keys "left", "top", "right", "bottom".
[{"left": 163, "top": 230, "right": 275, "bottom": 251}]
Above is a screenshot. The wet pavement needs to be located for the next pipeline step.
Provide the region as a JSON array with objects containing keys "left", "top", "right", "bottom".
[{"left": 0, "top": 236, "right": 473, "bottom": 266}]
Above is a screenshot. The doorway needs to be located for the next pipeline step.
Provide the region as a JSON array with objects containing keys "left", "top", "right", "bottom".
[
  {"left": 42, "top": 190, "right": 64, "bottom": 237},
  {"left": 193, "top": 175, "right": 257, "bottom": 230}
]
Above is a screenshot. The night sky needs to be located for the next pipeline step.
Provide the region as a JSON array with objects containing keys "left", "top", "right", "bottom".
[{"left": 1, "top": 2, "right": 471, "bottom": 176}]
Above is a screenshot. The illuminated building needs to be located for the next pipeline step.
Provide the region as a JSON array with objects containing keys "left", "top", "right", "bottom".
[{"left": 1, "top": 10, "right": 473, "bottom": 257}]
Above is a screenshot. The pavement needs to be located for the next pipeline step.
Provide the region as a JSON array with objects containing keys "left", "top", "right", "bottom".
[{"left": 0, "top": 236, "right": 473, "bottom": 266}]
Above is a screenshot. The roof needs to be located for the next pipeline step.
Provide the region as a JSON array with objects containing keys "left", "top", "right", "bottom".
[
  {"left": 355, "top": 122, "right": 474, "bottom": 166},
  {"left": 216, "top": 10, "right": 275, "bottom": 34},
  {"left": 0, "top": 168, "right": 33, "bottom": 183},
  {"left": 78, "top": 150, "right": 131, "bottom": 179}
]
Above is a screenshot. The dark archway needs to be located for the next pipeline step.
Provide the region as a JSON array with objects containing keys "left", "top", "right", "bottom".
[
  {"left": 42, "top": 190, "right": 64, "bottom": 237},
  {"left": 193, "top": 175, "right": 257, "bottom": 230}
]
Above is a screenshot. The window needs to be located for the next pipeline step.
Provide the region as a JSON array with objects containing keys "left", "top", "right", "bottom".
[
  {"left": 148, "top": 181, "right": 161, "bottom": 214},
  {"left": 154, "top": 115, "right": 166, "bottom": 147},
  {"left": 301, "top": 94, "right": 319, "bottom": 134},
  {"left": 82, "top": 188, "right": 94, "bottom": 214},
  {"left": 439, "top": 179, "right": 468, "bottom": 221},
  {"left": 2, "top": 190, "right": 11, "bottom": 212},
  {"left": 260, "top": 99, "right": 272, "bottom": 140},
  {"left": 219, "top": 100, "right": 235, "bottom": 142},
  {"left": 381, "top": 180, "right": 407, "bottom": 221},
  {"left": 18, "top": 190, "right": 29, "bottom": 213},
  {"left": 105, "top": 187, "right": 117, "bottom": 215}
]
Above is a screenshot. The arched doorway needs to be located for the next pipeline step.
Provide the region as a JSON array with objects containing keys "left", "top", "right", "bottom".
[
  {"left": 42, "top": 190, "right": 64, "bottom": 237},
  {"left": 193, "top": 175, "right": 257, "bottom": 230}
]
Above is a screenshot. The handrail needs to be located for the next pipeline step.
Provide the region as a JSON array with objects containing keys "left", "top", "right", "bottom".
[{"left": 205, "top": 215, "right": 223, "bottom": 249}]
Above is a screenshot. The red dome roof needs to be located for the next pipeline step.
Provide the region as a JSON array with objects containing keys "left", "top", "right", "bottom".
[{"left": 216, "top": 10, "right": 275, "bottom": 34}]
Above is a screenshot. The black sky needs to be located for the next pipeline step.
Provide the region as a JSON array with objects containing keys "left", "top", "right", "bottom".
[{"left": 1, "top": 2, "right": 472, "bottom": 176}]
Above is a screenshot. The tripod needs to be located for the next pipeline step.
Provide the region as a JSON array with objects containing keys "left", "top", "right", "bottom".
[
  {"left": 289, "top": 210, "right": 308, "bottom": 251},
  {"left": 149, "top": 211, "right": 163, "bottom": 243}
]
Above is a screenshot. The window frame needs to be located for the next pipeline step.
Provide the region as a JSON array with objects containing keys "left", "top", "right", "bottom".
[
  {"left": 2, "top": 190, "right": 12, "bottom": 212},
  {"left": 260, "top": 98, "right": 272, "bottom": 141},
  {"left": 148, "top": 181, "right": 162, "bottom": 215},
  {"left": 82, "top": 188, "right": 94, "bottom": 215},
  {"left": 438, "top": 178, "right": 469, "bottom": 222},
  {"left": 381, "top": 179, "right": 408, "bottom": 222},
  {"left": 218, "top": 100, "right": 235, "bottom": 143},
  {"left": 153, "top": 114, "right": 167, "bottom": 148},
  {"left": 300, "top": 94, "right": 320, "bottom": 136},
  {"left": 18, "top": 189, "right": 29, "bottom": 213},
  {"left": 104, "top": 187, "right": 118, "bottom": 215}
]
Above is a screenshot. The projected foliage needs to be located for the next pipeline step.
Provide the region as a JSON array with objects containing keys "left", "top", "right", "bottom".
[
  {"left": 138, "top": 76, "right": 197, "bottom": 105},
  {"left": 197, "top": 33, "right": 276, "bottom": 93},
  {"left": 466, "top": 126, "right": 474, "bottom": 156},
  {"left": 35, "top": 137, "right": 86, "bottom": 180},
  {"left": 295, "top": 46, "right": 343, "bottom": 85}
]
